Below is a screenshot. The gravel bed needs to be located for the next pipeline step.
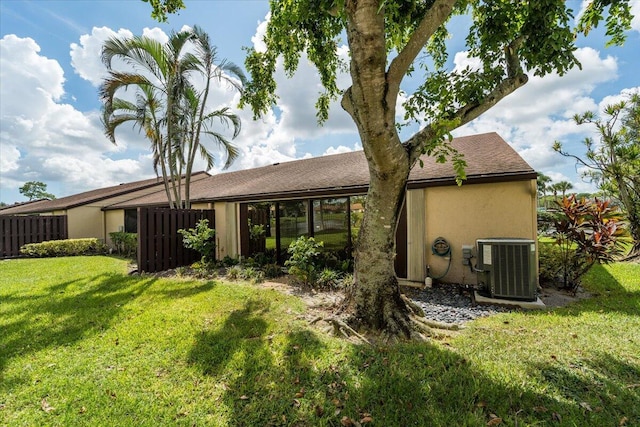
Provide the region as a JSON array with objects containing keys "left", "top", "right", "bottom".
[{"left": 405, "top": 285, "right": 512, "bottom": 325}]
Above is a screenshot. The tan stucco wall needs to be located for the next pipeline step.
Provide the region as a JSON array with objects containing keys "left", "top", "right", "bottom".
[
  {"left": 104, "top": 210, "right": 125, "bottom": 246},
  {"left": 66, "top": 206, "right": 105, "bottom": 241},
  {"left": 418, "top": 179, "right": 537, "bottom": 285}
]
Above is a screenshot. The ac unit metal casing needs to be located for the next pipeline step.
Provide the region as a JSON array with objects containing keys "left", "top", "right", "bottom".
[{"left": 476, "top": 238, "right": 537, "bottom": 301}]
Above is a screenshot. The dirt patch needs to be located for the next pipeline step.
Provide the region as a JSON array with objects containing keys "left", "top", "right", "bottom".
[
  {"left": 260, "top": 279, "right": 345, "bottom": 320},
  {"left": 537, "top": 286, "right": 592, "bottom": 308}
]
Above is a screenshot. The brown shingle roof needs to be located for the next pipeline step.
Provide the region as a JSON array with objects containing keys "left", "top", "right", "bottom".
[
  {"left": 106, "top": 132, "right": 534, "bottom": 209},
  {"left": 0, "top": 172, "right": 209, "bottom": 215}
]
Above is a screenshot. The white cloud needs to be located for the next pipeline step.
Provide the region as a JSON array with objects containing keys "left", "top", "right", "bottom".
[
  {"left": 0, "top": 34, "right": 153, "bottom": 201},
  {"left": 211, "top": 13, "right": 358, "bottom": 174},
  {"left": 70, "top": 27, "right": 133, "bottom": 86},
  {"left": 456, "top": 47, "right": 619, "bottom": 176},
  {"left": 633, "top": 2, "right": 640, "bottom": 32}
]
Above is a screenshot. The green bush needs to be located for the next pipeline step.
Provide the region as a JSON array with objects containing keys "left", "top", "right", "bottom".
[
  {"left": 540, "top": 196, "right": 625, "bottom": 292},
  {"left": 315, "top": 267, "right": 341, "bottom": 289},
  {"left": 285, "top": 236, "right": 323, "bottom": 286},
  {"left": 109, "top": 231, "right": 137, "bottom": 257},
  {"left": 240, "top": 266, "right": 265, "bottom": 284},
  {"left": 178, "top": 219, "right": 216, "bottom": 264},
  {"left": 20, "top": 238, "right": 108, "bottom": 258},
  {"left": 262, "top": 263, "right": 283, "bottom": 279},
  {"left": 226, "top": 265, "right": 242, "bottom": 281},
  {"left": 221, "top": 255, "right": 239, "bottom": 267},
  {"left": 538, "top": 242, "right": 575, "bottom": 287}
]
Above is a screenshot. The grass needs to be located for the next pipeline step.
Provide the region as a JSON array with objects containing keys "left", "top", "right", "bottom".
[{"left": 1, "top": 257, "right": 639, "bottom": 426}]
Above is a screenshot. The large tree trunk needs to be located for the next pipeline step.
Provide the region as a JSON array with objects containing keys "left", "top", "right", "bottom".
[
  {"left": 352, "top": 159, "right": 413, "bottom": 336},
  {"left": 341, "top": 0, "right": 417, "bottom": 338}
]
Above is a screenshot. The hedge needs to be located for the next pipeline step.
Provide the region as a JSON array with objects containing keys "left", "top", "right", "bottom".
[{"left": 20, "top": 238, "right": 108, "bottom": 258}]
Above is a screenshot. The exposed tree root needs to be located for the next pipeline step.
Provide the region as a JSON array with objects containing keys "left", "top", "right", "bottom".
[{"left": 309, "top": 293, "right": 463, "bottom": 345}]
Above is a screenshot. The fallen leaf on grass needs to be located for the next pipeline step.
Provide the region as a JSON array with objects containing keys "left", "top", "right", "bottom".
[
  {"left": 41, "top": 398, "right": 55, "bottom": 413},
  {"left": 239, "top": 395, "right": 249, "bottom": 400},
  {"left": 619, "top": 416, "right": 628, "bottom": 426},
  {"left": 341, "top": 416, "right": 354, "bottom": 426},
  {"left": 295, "top": 388, "right": 306, "bottom": 398},
  {"left": 360, "top": 415, "right": 373, "bottom": 423},
  {"left": 533, "top": 406, "right": 548, "bottom": 413},
  {"left": 579, "top": 402, "right": 592, "bottom": 412},
  {"left": 487, "top": 414, "right": 502, "bottom": 425},
  {"left": 314, "top": 405, "right": 325, "bottom": 417},
  {"left": 79, "top": 406, "right": 87, "bottom": 414},
  {"left": 552, "top": 412, "right": 562, "bottom": 422}
]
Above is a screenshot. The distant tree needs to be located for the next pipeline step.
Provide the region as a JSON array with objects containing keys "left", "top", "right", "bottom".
[
  {"left": 555, "top": 181, "right": 574, "bottom": 199},
  {"left": 19, "top": 181, "right": 55, "bottom": 201},
  {"left": 146, "top": 0, "right": 634, "bottom": 339},
  {"left": 554, "top": 92, "right": 640, "bottom": 257},
  {"left": 0, "top": 201, "right": 7, "bottom": 208},
  {"left": 537, "top": 172, "right": 552, "bottom": 208}
]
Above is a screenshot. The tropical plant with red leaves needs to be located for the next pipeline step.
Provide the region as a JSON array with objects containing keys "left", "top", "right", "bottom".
[{"left": 550, "top": 195, "right": 625, "bottom": 291}]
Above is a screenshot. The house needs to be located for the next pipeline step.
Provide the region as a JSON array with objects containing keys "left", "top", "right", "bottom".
[
  {"left": 0, "top": 172, "right": 210, "bottom": 245},
  {"left": 105, "top": 132, "right": 538, "bottom": 286}
]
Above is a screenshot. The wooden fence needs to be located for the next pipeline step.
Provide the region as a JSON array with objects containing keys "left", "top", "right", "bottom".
[
  {"left": 137, "top": 207, "right": 215, "bottom": 273},
  {"left": 0, "top": 215, "right": 68, "bottom": 258}
]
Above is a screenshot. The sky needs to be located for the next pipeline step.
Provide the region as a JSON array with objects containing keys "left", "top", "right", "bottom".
[{"left": 1, "top": 0, "right": 639, "bottom": 205}]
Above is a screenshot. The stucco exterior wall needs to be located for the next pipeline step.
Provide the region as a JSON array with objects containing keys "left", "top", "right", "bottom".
[
  {"left": 66, "top": 206, "right": 105, "bottom": 241},
  {"left": 419, "top": 179, "right": 537, "bottom": 285},
  {"left": 104, "top": 210, "right": 125, "bottom": 246}
]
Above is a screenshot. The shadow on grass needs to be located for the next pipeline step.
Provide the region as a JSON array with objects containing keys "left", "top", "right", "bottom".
[
  {"left": 149, "top": 279, "right": 217, "bottom": 299},
  {"left": 546, "top": 263, "right": 640, "bottom": 317},
  {"left": 0, "top": 272, "right": 156, "bottom": 373},
  {"left": 187, "top": 299, "right": 639, "bottom": 426}
]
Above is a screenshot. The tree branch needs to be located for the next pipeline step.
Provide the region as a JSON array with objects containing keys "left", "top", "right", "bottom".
[
  {"left": 386, "top": 0, "right": 457, "bottom": 104},
  {"left": 406, "top": 73, "right": 528, "bottom": 165}
]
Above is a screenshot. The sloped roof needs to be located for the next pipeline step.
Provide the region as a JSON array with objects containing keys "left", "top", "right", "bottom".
[
  {"left": 106, "top": 132, "right": 535, "bottom": 209},
  {"left": 0, "top": 172, "right": 210, "bottom": 215}
]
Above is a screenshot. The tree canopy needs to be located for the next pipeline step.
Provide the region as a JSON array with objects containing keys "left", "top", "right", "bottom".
[
  {"left": 145, "top": 0, "right": 634, "bottom": 338},
  {"left": 554, "top": 92, "right": 640, "bottom": 257},
  {"left": 101, "top": 25, "right": 245, "bottom": 209},
  {"left": 19, "top": 181, "right": 55, "bottom": 201}
]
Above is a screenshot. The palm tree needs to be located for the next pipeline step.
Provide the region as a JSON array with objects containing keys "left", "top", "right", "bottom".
[
  {"left": 180, "top": 26, "right": 245, "bottom": 208},
  {"left": 102, "top": 85, "right": 176, "bottom": 208},
  {"left": 537, "top": 172, "right": 552, "bottom": 208},
  {"left": 100, "top": 26, "right": 244, "bottom": 208},
  {"left": 556, "top": 181, "right": 574, "bottom": 199}
]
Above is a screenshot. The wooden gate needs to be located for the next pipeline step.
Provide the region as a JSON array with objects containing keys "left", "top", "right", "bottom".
[
  {"left": 137, "top": 207, "right": 215, "bottom": 273},
  {"left": 0, "top": 215, "right": 68, "bottom": 258}
]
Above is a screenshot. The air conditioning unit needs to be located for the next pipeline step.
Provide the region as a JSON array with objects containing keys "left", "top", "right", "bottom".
[{"left": 476, "top": 238, "right": 537, "bottom": 301}]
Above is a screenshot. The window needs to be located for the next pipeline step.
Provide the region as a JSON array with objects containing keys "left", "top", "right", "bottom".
[
  {"left": 278, "top": 200, "right": 309, "bottom": 260},
  {"left": 124, "top": 209, "right": 137, "bottom": 233},
  {"left": 313, "top": 198, "right": 349, "bottom": 253}
]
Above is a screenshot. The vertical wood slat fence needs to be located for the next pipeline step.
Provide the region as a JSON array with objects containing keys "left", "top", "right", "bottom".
[
  {"left": 0, "top": 215, "right": 68, "bottom": 258},
  {"left": 137, "top": 207, "right": 215, "bottom": 273}
]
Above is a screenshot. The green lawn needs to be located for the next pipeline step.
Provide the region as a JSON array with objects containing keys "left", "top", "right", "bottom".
[{"left": 1, "top": 257, "right": 638, "bottom": 426}]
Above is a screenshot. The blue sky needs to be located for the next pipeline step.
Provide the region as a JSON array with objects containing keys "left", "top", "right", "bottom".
[{"left": 1, "top": 0, "right": 639, "bottom": 204}]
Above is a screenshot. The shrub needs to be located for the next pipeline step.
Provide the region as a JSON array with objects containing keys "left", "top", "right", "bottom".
[
  {"left": 178, "top": 219, "right": 216, "bottom": 264},
  {"left": 226, "top": 265, "right": 242, "bottom": 281},
  {"left": 339, "top": 273, "right": 355, "bottom": 289},
  {"left": 537, "top": 210, "right": 562, "bottom": 235},
  {"left": 221, "top": 255, "right": 239, "bottom": 267},
  {"left": 315, "top": 268, "right": 341, "bottom": 289},
  {"left": 262, "top": 263, "right": 283, "bottom": 279},
  {"left": 20, "top": 238, "right": 108, "bottom": 258},
  {"left": 285, "top": 236, "right": 324, "bottom": 286},
  {"left": 109, "top": 231, "right": 137, "bottom": 257},
  {"left": 240, "top": 266, "right": 265, "bottom": 284},
  {"left": 542, "top": 195, "right": 625, "bottom": 292}
]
